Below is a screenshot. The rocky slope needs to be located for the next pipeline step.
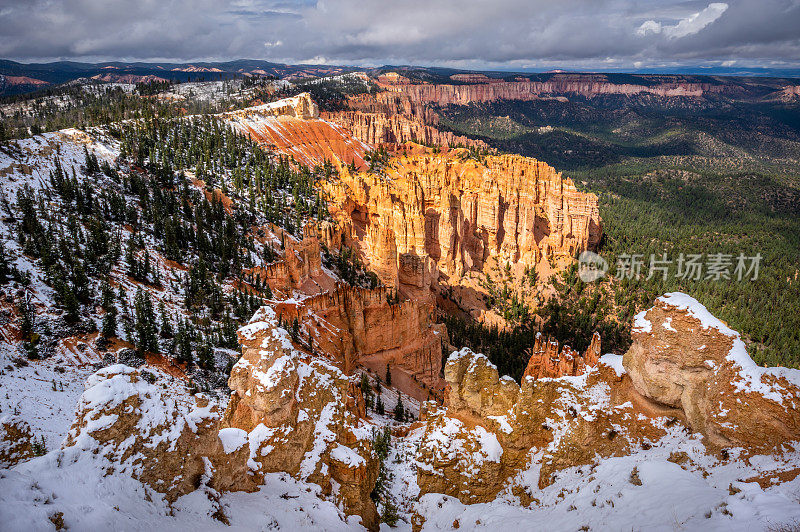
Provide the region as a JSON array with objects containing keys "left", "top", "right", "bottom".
[
  {"left": 223, "top": 92, "right": 371, "bottom": 169},
  {"left": 3, "top": 292, "right": 800, "bottom": 530},
  {"left": 415, "top": 293, "right": 800, "bottom": 506}
]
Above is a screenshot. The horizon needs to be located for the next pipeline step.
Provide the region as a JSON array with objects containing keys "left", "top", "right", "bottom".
[
  {"left": 3, "top": 57, "right": 800, "bottom": 80},
  {"left": 1, "top": 0, "right": 799, "bottom": 76}
]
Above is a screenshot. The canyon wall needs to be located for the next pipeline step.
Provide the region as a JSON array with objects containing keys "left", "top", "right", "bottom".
[
  {"left": 384, "top": 76, "right": 731, "bottom": 106},
  {"left": 323, "top": 148, "right": 602, "bottom": 312},
  {"left": 269, "top": 285, "right": 446, "bottom": 396},
  {"left": 322, "top": 110, "right": 488, "bottom": 150}
]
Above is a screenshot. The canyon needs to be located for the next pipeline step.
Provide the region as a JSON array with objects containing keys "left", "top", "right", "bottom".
[{"left": 2, "top": 88, "right": 799, "bottom": 531}]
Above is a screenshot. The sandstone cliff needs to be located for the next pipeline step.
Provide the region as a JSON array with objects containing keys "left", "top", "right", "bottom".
[
  {"left": 323, "top": 147, "right": 602, "bottom": 315},
  {"left": 389, "top": 75, "right": 730, "bottom": 106},
  {"left": 224, "top": 305, "right": 380, "bottom": 527},
  {"left": 268, "top": 285, "right": 446, "bottom": 396}
]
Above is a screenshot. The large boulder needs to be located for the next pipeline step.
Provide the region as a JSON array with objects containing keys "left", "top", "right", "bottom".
[{"left": 623, "top": 292, "right": 800, "bottom": 451}]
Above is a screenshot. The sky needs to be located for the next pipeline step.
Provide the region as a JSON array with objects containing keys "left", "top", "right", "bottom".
[{"left": 1, "top": 0, "right": 799, "bottom": 71}]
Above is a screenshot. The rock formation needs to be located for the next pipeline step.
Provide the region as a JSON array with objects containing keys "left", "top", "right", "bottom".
[
  {"left": 268, "top": 285, "right": 446, "bottom": 396},
  {"left": 387, "top": 75, "right": 730, "bottom": 106},
  {"left": 416, "top": 293, "right": 800, "bottom": 504},
  {"left": 60, "top": 307, "right": 383, "bottom": 529},
  {"left": 254, "top": 225, "right": 332, "bottom": 296},
  {"left": 323, "top": 147, "right": 602, "bottom": 312},
  {"left": 64, "top": 365, "right": 255, "bottom": 500},
  {"left": 223, "top": 305, "right": 380, "bottom": 528},
  {"left": 222, "top": 92, "right": 371, "bottom": 169},
  {"left": 0, "top": 415, "right": 34, "bottom": 468},
  {"left": 522, "top": 331, "right": 601, "bottom": 380},
  {"left": 623, "top": 292, "right": 800, "bottom": 451}
]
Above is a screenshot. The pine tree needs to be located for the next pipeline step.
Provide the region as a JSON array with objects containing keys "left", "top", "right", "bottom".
[
  {"left": 159, "top": 301, "right": 174, "bottom": 338},
  {"left": 133, "top": 288, "right": 159, "bottom": 354},
  {"left": 394, "top": 397, "right": 404, "bottom": 422},
  {"left": 385, "top": 363, "right": 392, "bottom": 386},
  {"left": 101, "top": 305, "right": 118, "bottom": 342},
  {"left": 376, "top": 395, "right": 385, "bottom": 416}
]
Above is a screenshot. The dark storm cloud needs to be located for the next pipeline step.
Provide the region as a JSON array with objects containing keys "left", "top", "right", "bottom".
[{"left": 0, "top": 0, "right": 797, "bottom": 69}]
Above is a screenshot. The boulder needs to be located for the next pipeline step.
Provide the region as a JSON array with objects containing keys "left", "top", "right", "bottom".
[{"left": 623, "top": 292, "right": 800, "bottom": 451}]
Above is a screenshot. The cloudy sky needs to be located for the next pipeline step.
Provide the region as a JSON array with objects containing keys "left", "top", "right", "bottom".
[{"left": 1, "top": 0, "right": 799, "bottom": 70}]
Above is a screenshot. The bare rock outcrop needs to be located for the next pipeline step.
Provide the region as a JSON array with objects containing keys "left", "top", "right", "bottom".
[
  {"left": 416, "top": 348, "right": 654, "bottom": 502},
  {"left": 623, "top": 292, "right": 800, "bottom": 451},
  {"left": 269, "top": 285, "right": 446, "bottom": 395},
  {"left": 0, "top": 415, "right": 35, "bottom": 468},
  {"left": 61, "top": 307, "right": 383, "bottom": 529},
  {"left": 323, "top": 110, "right": 488, "bottom": 150}
]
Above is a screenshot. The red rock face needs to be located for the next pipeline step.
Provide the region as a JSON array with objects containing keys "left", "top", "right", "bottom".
[
  {"left": 523, "top": 331, "right": 601, "bottom": 380},
  {"left": 389, "top": 76, "right": 731, "bottom": 106},
  {"left": 223, "top": 93, "right": 371, "bottom": 169},
  {"left": 270, "top": 285, "right": 446, "bottom": 396}
]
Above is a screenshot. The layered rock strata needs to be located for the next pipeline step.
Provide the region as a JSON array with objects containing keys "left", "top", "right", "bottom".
[
  {"left": 389, "top": 76, "right": 730, "bottom": 106},
  {"left": 269, "top": 285, "right": 446, "bottom": 395},
  {"left": 323, "top": 110, "right": 488, "bottom": 150},
  {"left": 222, "top": 92, "right": 370, "bottom": 169}
]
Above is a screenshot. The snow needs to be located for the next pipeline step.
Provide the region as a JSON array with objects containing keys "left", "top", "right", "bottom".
[
  {"left": 330, "top": 443, "right": 366, "bottom": 467},
  {"left": 599, "top": 353, "right": 626, "bottom": 377},
  {"left": 632, "top": 310, "right": 652, "bottom": 333},
  {"left": 414, "top": 445, "right": 800, "bottom": 532},
  {"left": 0, "top": 453, "right": 366, "bottom": 531},
  {"left": 659, "top": 292, "right": 800, "bottom": 404},
  {"left": 218, "top": 428, "right": 248, "bottom": 454}
]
